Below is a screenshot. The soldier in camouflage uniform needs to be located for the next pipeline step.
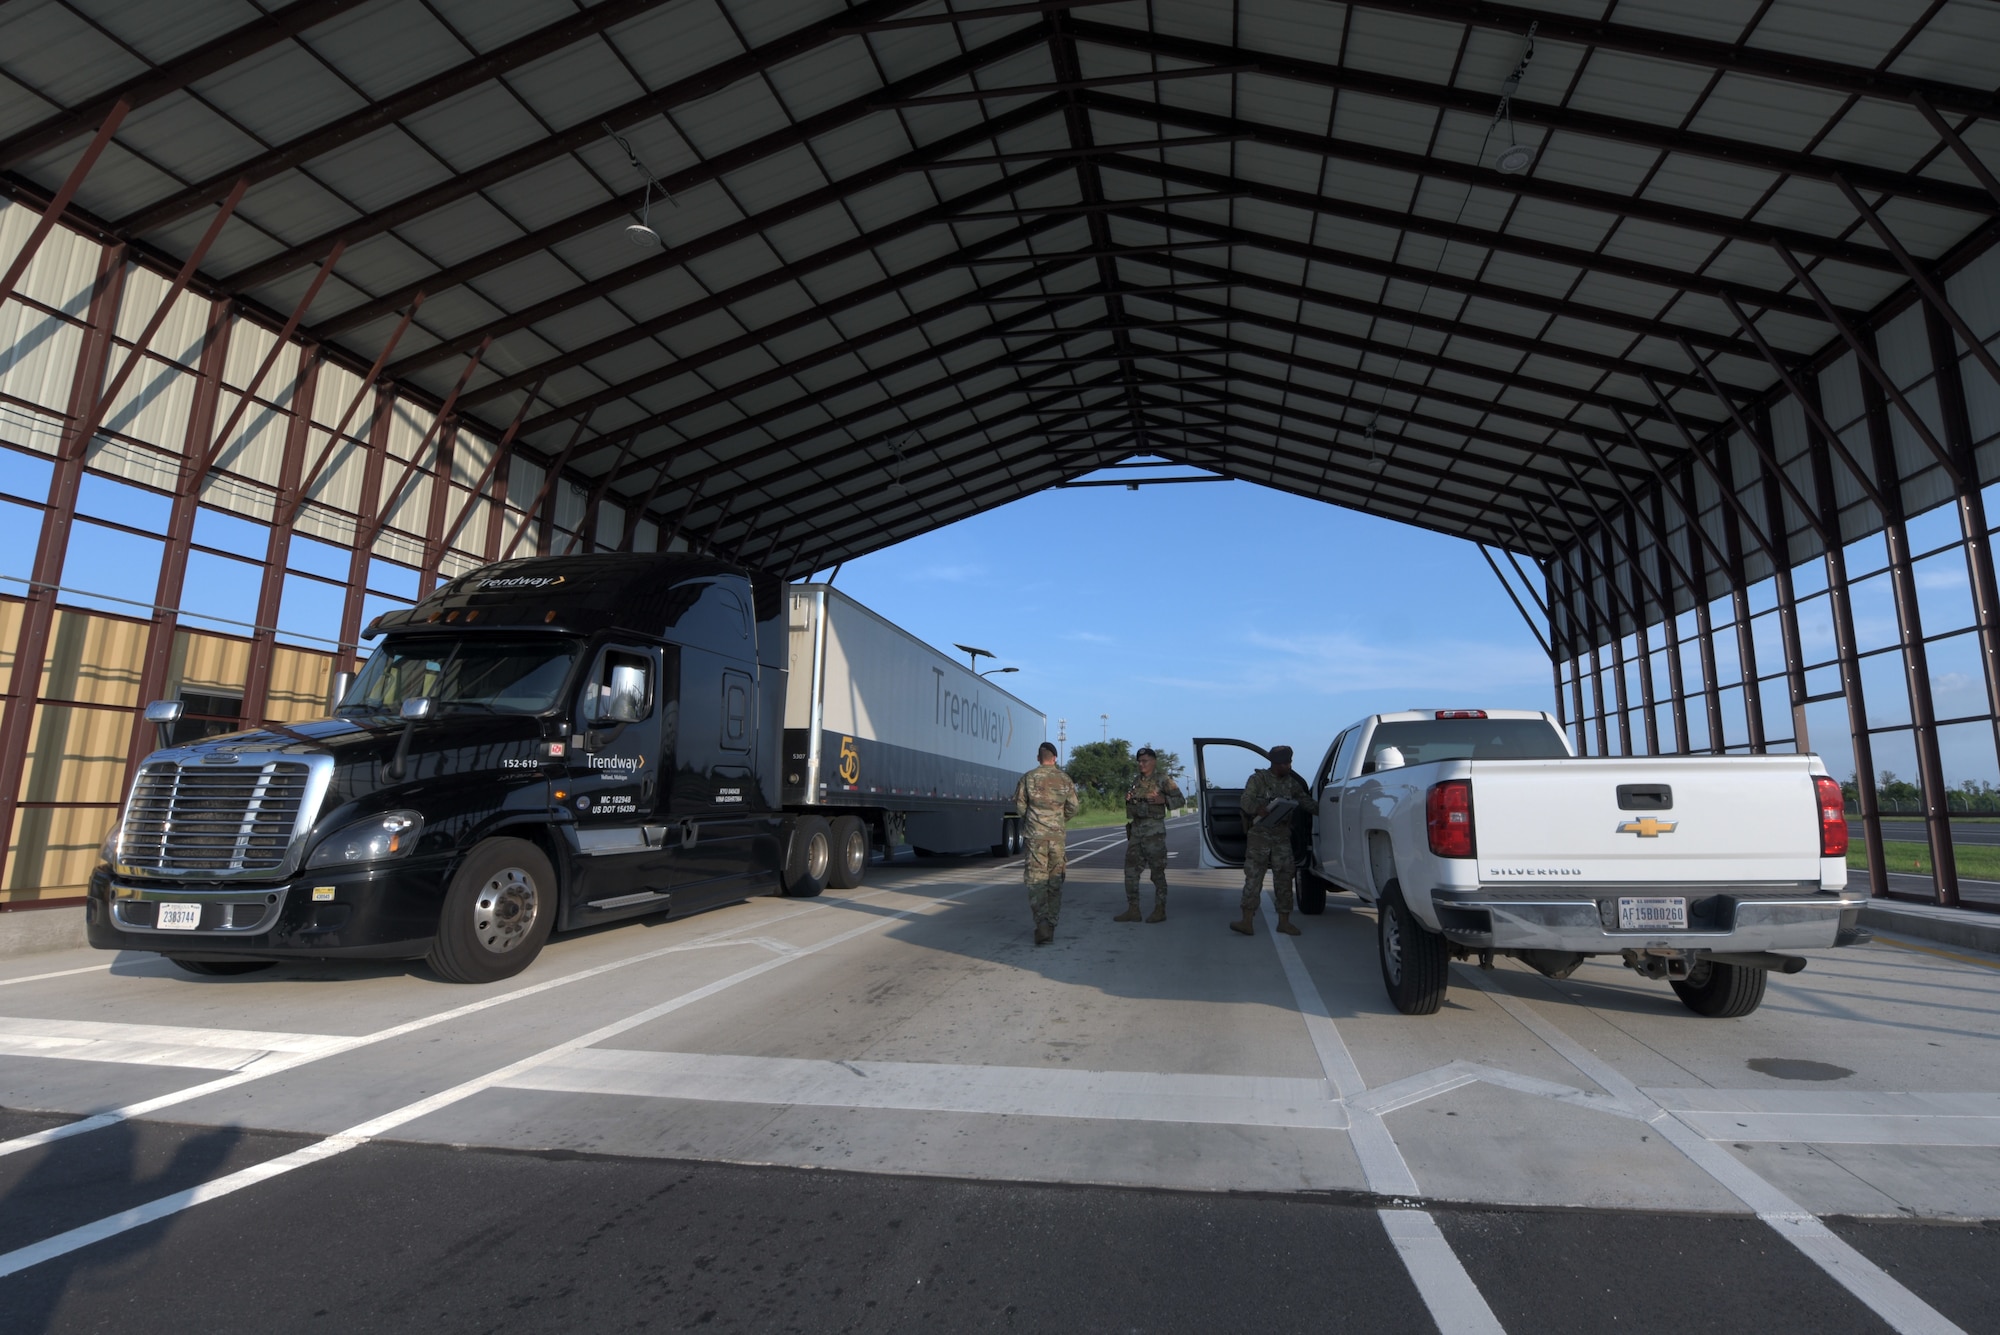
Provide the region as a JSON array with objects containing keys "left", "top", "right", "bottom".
[
  {"left": 1014, "top": 741, "right": 1079, "bottom": 945},
  {"left": 1116, "top": 746, "right": 1184, "bottom": 923},
  {"left": 1232, "top": 744, "right": 1312, "bottom": 938}
]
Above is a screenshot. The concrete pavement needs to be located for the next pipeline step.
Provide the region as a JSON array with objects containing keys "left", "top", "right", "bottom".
[{"left": 0, "top": 817, "right": 1995, "bottom": 1332}]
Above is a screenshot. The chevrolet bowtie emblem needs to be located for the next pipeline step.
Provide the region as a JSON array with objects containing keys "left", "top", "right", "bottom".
[{"left": 1618, "top": 817, "right": 1677, "bottom": 838}]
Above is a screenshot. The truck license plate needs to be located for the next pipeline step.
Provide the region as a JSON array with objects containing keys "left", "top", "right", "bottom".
[
  {"left": 1618, "top": 896, "right": 1687, "bottom": 930},
  {"left": 156, "top": 903, "right": 201, "bottom": 930}
]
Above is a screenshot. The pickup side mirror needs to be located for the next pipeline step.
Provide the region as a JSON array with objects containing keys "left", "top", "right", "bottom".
[
  {"left": 400, "top": 697, "right": 434, "bottom": 721},
  {"left": 1371, "top": 746, "right": 1405, "bottom": 772}
]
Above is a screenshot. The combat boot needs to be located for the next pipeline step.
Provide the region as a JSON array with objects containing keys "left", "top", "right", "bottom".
[
  {"left": 1146, "top": 896, "right": 1166, "bottom": 923},
  {"left": 1277, "top": 912, "right": 1302, "bottom": 936},
  {"left": 1229, "top": 910, "right": 1256, "bottom": 936},
  {"left": 1034, "top": 923, "right": 1054, "bottom": 946},
  {"left": 1113, "top": 899, "right": 1142, "bottom": 923}
]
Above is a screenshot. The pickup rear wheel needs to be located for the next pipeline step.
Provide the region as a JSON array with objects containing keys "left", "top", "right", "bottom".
[
  {"left": 428, "top": 837, "right": 555, "bottom": 984},
  {"left": 1378, "top": 880, "right": 1449, "bottom": 1015},
  {"left": 827, "top": 815, "right": 868, "bottom": 889},
  {"left": 1671, "top": 960, "right": 1767, "bottom": 1018},
  {"left": 782, "top": 816, "right": 831, "bottom": 897}
]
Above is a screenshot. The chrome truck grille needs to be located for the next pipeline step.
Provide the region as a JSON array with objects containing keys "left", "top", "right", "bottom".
[{"left": 117, "top": 755, "right": 331, "bottom": 879}]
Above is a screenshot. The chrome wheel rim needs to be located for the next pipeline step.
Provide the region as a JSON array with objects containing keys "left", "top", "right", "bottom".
[
  {"left": 806, "top": 831, "right": 830, "bottom": 882},
  {"left": 1381, "top": 904, "right": 1403, "bottom": 984},
  {"left": 840, "top": 828, "right": 866, "bottom": 878},
  {"left": 474, "top": 866, "right": 540, "bottom": 954}
]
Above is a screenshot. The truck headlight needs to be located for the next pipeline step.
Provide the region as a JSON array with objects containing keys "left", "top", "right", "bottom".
[
  {"left": 305, "top": 811, "right": 424, "bottom": 869},
  {"left": 99, "top": 821, "right": 122, "bottom": 864}
]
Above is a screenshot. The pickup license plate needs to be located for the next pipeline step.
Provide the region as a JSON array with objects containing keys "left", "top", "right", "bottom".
[
  {"left": 156, "top": 903, "right": 202, "bottom": 930},
  {"left": 1618, "top": 896, "right": 1687, "bottom": 930}
]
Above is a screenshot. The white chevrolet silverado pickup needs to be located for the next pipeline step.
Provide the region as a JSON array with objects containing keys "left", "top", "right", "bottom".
[{"left": 1196, "top": 710, "right": 1867, "bottom": 1018}]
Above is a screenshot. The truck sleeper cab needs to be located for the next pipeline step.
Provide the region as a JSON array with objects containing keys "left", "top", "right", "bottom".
[{"left": 1197, "top": 711, "right": 1866, "bottom": 1019}]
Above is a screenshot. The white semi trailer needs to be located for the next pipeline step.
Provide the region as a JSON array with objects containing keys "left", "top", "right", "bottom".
[{"left": 783, "top": 584, "right": 1046, "bottom": 883}]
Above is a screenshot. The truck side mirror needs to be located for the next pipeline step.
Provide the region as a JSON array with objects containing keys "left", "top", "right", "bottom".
[
  {"left": 400, "top": 697, "right": 434, "bottom": 721},
  {"left": 1371, "top": 746, "right": 1405, "bottom": 772},
  {"left": 144, "top": 699, "right": 184, "bottom": 749}
]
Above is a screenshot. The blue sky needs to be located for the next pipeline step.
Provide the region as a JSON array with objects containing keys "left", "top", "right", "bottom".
[{"left": 822, "top": 470, "right": 1556, "bottom": 785}]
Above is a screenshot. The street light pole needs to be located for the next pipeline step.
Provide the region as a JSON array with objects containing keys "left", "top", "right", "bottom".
[
  {"left": 978, "top": 666, "right": 1018, "bottom": 679},
  {"left": 953, "top": 642, "right": 996, "bottom": 671}
]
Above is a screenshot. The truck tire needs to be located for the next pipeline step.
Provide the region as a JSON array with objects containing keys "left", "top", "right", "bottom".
[
  {"left": 782, "top": 816, "right": 831, "bottom": 897},
  {"left": 827, "top": 815, "right": 868, "bottom": 889},
  {"left": 1378, "top": 880, "right": 1449, "bottom": 1015},
  {"left": 170, "top": 958, "right": 275, "bottom": 976},
  {"left": 1297, "top": 866, "right": 1330, "bottom": 915},
  {"left": 427, "top": 837, "right": 556, "bottom": 984},
  {"left": 1671, "top": 959, "right": 1767, "bottom": 1018}
]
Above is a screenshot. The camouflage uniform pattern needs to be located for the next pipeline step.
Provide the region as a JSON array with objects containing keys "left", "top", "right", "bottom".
[
  {"left": 1122, "top": 769, "right": 1185, "bottom": 904},
  {"left": 1240, "top": 766, "right": 1312, "bottom": 914},
  {"left": 1014, "top": 762, "right": 1080, "bottom": 933}
]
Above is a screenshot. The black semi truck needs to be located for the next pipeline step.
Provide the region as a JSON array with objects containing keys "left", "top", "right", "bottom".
[{"left": 86, "top": 553, "right": 1044, "bottom": 982}]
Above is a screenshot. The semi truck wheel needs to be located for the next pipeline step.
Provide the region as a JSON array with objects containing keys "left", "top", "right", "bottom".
[
  {"left": 1378, "top": 880, "right": 1449, "bottom": 1015},
  {"left": 1671, "top": 959, "right": 1767, "bottom": 1017},
  {"left": 169, "top": 959, "right": 275, "bottom": 976},
  {"left": 782, "top": 816, "right": 831, "bottom": 897},
  {"left": 428, "top": 837, "right": 556, "bottom": 984},
  {"left": 827, "top": 815, "right": 868, "bottom": 889}
]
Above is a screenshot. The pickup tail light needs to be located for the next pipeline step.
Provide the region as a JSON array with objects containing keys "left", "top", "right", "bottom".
[
  {"left": 1815, "top": 776, "right": 1848, "bottom": 857},
  {"left": 1426, "top": 779, "right": 1475, "bottom": 858},
  {"left": 1435, "top": 710, "right": 1486, "bottom": 719}
]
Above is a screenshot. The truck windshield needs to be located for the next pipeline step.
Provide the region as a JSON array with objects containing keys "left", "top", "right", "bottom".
[
  {"left": 342, "top": 638, "right": 580, "bottom": 716},
  {"left": 1366, "top": 718, "right": 1568, "bottom": 768}
]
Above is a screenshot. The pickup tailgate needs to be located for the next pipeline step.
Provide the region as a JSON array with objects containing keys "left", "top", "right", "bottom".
[{"left": 1471, "top": 756, "right": 1825, "bottom": 886}]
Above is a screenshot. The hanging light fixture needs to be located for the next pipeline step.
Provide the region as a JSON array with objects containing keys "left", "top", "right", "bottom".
[
  {"left": 1490, "top": 23, "right": 1539, "bottom": 175},
  {"left": 603, "top": 122, "right": 672, "bottom": 248}
]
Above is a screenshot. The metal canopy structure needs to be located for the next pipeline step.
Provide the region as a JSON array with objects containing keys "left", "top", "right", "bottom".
[{"left": 3, "top": 0, "right": 2000, "bottom": 909}]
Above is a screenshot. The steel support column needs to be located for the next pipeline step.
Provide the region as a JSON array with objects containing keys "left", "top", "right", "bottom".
[
  {"left": 1756, "top": 407, "right": 1812, "bottom": 752},
  {"left": 1801, "top": 370, "right": 1885, "bottom": 898},
  {"left": 1925, "top": 302, "right": 2000, "bottom": 778},
  {"left": 1625, "top": 508, "right": 1662, "bottom": 754},
  {"left": 336, "top": 395, "right": 392, "bottom": 670},
  {"left": 241, "top": 350, "right": 321, "bottom": 724},
  {"left": 122, "top": 297, "right": 231, "bottom": 784},
  {"left": 1859, "top": 338, "right": 1957, "bottom": 906},
  {"left": 1710, "top": 437, "right": 1766, "bottom": 752},
  {"left": 0, "top": 245, "right": 125, "bottom": 879},
  {"left": 1652, "top": 489, "right": 1692, "bottom": 753}
]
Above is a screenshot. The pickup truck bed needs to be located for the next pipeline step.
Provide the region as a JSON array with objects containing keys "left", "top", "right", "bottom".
[{"left": 1196, "top": 711, "right": 1866, "bottom": 1018}]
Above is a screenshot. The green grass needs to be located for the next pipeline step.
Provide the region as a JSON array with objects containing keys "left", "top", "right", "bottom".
[
  {"left": 1848, "top": 840, "right": 2000, "bottom": 880},
  {"left": 1064, "top": 796, "right": 1199, "bottom": 830},
  {"left": 1066, "top": 796, "right": 1129, "bottom": 830}
]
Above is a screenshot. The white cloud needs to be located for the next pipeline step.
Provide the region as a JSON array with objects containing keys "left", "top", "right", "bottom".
[{"left": 1236, "top": 628, "right": 1551, "bottom": 696}]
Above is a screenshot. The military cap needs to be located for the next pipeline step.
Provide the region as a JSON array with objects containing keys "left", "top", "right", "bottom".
[
  {"left": 1135, "top": 746, "right": 1156, "bottom": 760},
  {"left": 1038, "top": 741, "right": 1058, "bottom": 759}
]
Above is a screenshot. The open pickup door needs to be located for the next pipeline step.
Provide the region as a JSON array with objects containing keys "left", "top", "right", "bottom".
[{"left": 1194, "top": 737, "right": 1268, "bottom": 869}]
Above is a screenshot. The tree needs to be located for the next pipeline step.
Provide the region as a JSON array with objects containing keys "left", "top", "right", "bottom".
[{"left": 1066, "top": 738, "right": 1136, "bottom": 798}]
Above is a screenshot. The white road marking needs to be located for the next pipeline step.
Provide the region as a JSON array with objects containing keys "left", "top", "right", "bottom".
[
  {"left": 0, "top": 881, "right": 952, "bottom": 1160},
  {"left": 1262, "top": 902, "right": 1506, "bottom": 1335},
  {"left": 499, "top": 1047, "right": 1348, "bottom": 1129},
  {"left": 1464, "top": 967, "right": 1965, "bottom": 1335},
  {"left": 1647, "top": 1088, "right": 2000, "bottom": 1147},
  {"left": 0, "top": 962, "right": 120, "bottom": 988},
  {"left": 0, "top": 1016, "right": 347, "bottom": 1072},
  {"left": 0, "top": 876, "right": 1001, "bottom": 1281},
  {"left": 1349, "top": 1059, "right": 1639, "bottom": 1121}
]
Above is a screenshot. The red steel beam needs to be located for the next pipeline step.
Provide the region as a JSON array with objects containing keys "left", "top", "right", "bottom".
[{"left": 0, "top": 99, "right": 129, "bottom": 303}]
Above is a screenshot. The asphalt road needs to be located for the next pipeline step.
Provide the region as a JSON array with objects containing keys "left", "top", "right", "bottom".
[{"left": 1, "top": 817, "right": 1996, "bottom": 1333}]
